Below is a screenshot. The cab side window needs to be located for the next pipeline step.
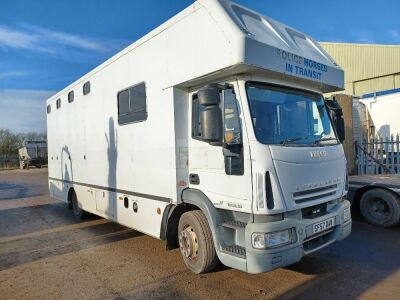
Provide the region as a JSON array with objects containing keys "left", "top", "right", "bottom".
[{"left": 223, "top": 89, "right": 242, "bottom": 145}]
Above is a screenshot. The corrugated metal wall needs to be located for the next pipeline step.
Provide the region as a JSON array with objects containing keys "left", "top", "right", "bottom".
[{"left": 321, "top": 42, "right": 400, "bottom": 96}]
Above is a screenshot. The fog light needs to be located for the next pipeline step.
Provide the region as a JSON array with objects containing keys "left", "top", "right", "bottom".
[
  {"left": 343, "top": 207, "right": 351, "bottom": 221},
  {"left": 251, "top": 229, "right": 293, "bottom": 249},
  {"left": 251, "top": 233, "right": 266, "bottom": 249}
]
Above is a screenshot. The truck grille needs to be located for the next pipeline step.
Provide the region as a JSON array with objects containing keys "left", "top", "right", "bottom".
[
  {"left": 303, "top": 229, "right": 335, "bottom": 253},
  {"left": 293, "top": 184, "right": 337, "bottom": 204}
]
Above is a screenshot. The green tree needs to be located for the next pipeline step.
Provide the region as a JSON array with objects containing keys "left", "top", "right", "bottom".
[{"left": 0, "top": 129, "right": 21, "bottom": 156}]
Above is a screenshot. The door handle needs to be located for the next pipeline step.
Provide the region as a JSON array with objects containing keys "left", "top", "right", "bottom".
[{"left": 189, "top": 173, "right": 200, "bottom": 185}]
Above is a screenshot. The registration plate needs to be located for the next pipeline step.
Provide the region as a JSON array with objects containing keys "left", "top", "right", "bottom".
[{"left": 312, "top": 217, "right": 335, "bottom": 234}]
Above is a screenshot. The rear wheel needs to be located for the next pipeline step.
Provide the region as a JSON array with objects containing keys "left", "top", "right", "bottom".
[
  {"left": 360, "top": 188, "right": 400, "bottom": 227},
  {"left": 178, "top": 210, "right": 217, "bottom": 274},
  {"left": 71, "top": 190, "right": 87, "bottom": 219}
]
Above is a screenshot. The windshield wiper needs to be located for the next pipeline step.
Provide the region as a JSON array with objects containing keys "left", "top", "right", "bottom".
[
  {"left": 314, "top": 137, "right": 338, "bottom": 145},
  {"left": 281, "top": 136, "right": 310, "bottom": 145}
]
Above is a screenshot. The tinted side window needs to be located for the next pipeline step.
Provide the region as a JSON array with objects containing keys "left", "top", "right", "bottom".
[
  {"left": 56, "top": 99, "right": 61, "bottom": 109},
  {"left": 83, "top": 81, "right": 91, "bottom": 95},
  {"left": 68, "top": 91, "right": 74, "bottom": 103},
  {"left": 47, "top": 105, "right": 51, "bottom": 114},
  {"left": 118, "top": 83, "right": 147, "bottom": 125},
  {"left": 130, "top": 84, "right": 146, "bottom": 113},
  {"left": 224, "top": 89, "right": 242, "bottom": 144},
  {"left": 118, "top": 89, "right": 130, "bottom": 115}
]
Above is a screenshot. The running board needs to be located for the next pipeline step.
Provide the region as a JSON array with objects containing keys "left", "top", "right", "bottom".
[{"left": 221, "top": 220, "right": 247, "bottom": 230}]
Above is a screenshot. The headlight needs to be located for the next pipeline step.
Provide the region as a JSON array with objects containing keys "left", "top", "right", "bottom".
[
  {"left": 251, "top": 229, "right": 293, "bottom": 249},
  {"left": 343, "top": 207, "right": 351, "bottom": 221}
]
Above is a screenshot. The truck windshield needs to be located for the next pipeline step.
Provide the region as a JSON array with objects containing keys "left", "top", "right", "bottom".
[{"left": 246, "top": 82, "right": 337, "bottom": 146}]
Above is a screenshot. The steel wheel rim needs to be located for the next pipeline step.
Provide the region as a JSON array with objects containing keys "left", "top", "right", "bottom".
[
  {"left": 367, "top": 197, "right": 390, "bottom": 220},
  {"left": 179, "top": 225, "right": 199, "bottom": 260}
]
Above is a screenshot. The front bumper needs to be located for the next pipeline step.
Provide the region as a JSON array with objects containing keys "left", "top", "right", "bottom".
[{"left": 245, "top": 200, "right": 352, "bottom": 274}]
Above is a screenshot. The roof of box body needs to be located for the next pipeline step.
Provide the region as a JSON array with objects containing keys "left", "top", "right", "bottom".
[
  {"left": 47, "top": 0, "right": 344, "bottom": 103},
  {"left": 212, "top": 0, "right": 344, "bottom": 91}
]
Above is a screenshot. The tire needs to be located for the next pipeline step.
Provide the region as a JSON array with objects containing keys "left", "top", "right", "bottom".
[
  {"left": 360, "top": 188, "right": 400, "bottom": 227},
  {"left": 178, "top": 210, "right": 218, "bottom": 274},
  {"left": 71, "top": 190, "right": 87, "bottom": 219}
]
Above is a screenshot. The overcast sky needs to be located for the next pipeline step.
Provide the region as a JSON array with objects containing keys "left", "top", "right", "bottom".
[{"left": 1, "top": 0, "right": 399, "bottom": 133}]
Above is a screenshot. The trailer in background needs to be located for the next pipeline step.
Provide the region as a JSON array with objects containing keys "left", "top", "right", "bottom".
[
  {"left": 18, "top": 141, "right": 48, "bottom": 169},
  {"left": 348, "top": 175, "right": 400, "bottom": 227}
]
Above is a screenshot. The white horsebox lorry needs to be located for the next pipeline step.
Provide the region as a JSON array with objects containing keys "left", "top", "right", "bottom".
[{"left": 47, "top": 0, "right": 352, "bottom": 274}]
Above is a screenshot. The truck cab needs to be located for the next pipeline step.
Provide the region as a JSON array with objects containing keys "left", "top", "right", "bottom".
[
  {"left": 169, "top": 0, "right": 352, "bottom": 274},
  {"left": 179, "top": 76, "right": 351, "bottom": 273}
]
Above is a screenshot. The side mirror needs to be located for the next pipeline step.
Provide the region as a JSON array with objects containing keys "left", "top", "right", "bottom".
[
  {"left": 197, "top": 85, "right": 223, "bottom": 143},
  {"left": 336, "top": 116, "right": 345, "bottom": 143},
  {"left": 201, "top": 106, "right": 223, "bottom": 142},
  {"left": 325, "top": 98, "right": 345, "bottom": 143},
  {"left": 198, "top": 86, "right": 220, "bottom": 106}
]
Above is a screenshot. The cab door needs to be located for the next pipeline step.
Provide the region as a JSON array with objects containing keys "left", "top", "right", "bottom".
[{"left": 188, "top": 81, "right": 253, "bottom": 212}]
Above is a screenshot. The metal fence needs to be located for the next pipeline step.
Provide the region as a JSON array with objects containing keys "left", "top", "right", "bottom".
[{"left": 355, "top": 135, "right": 400, "bottom": 175}]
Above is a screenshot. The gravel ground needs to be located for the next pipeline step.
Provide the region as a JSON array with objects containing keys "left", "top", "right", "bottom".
[{"left": 0, "top": 168, "right": 399, "bottom": 300}]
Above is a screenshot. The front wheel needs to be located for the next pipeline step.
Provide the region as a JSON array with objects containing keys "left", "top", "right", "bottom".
[
  {"left": 360, "top": 188, "right": 400, "bottom": 227},
  {"left": 178, "top": 210, "right": 218, "bottom": 274}
]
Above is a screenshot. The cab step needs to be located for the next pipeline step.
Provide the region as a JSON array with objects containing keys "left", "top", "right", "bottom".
[
  {"left": 221, "top": 220, "right": 247, "bottom": 230},
  {"left": 221, "top": 245, "right": 246, "bottom": 259}
]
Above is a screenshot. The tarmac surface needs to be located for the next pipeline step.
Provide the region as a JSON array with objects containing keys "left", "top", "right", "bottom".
[{"left": 0, "top": 168, "right": 399, "bottom": 300}]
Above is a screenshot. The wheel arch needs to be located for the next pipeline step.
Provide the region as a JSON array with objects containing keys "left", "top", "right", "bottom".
[
  {"left": 162, "top": 189, "right": 225, "bottom": 251},
  {"left": 161, "top": 203, "right": 199, "bottom": 249}
]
